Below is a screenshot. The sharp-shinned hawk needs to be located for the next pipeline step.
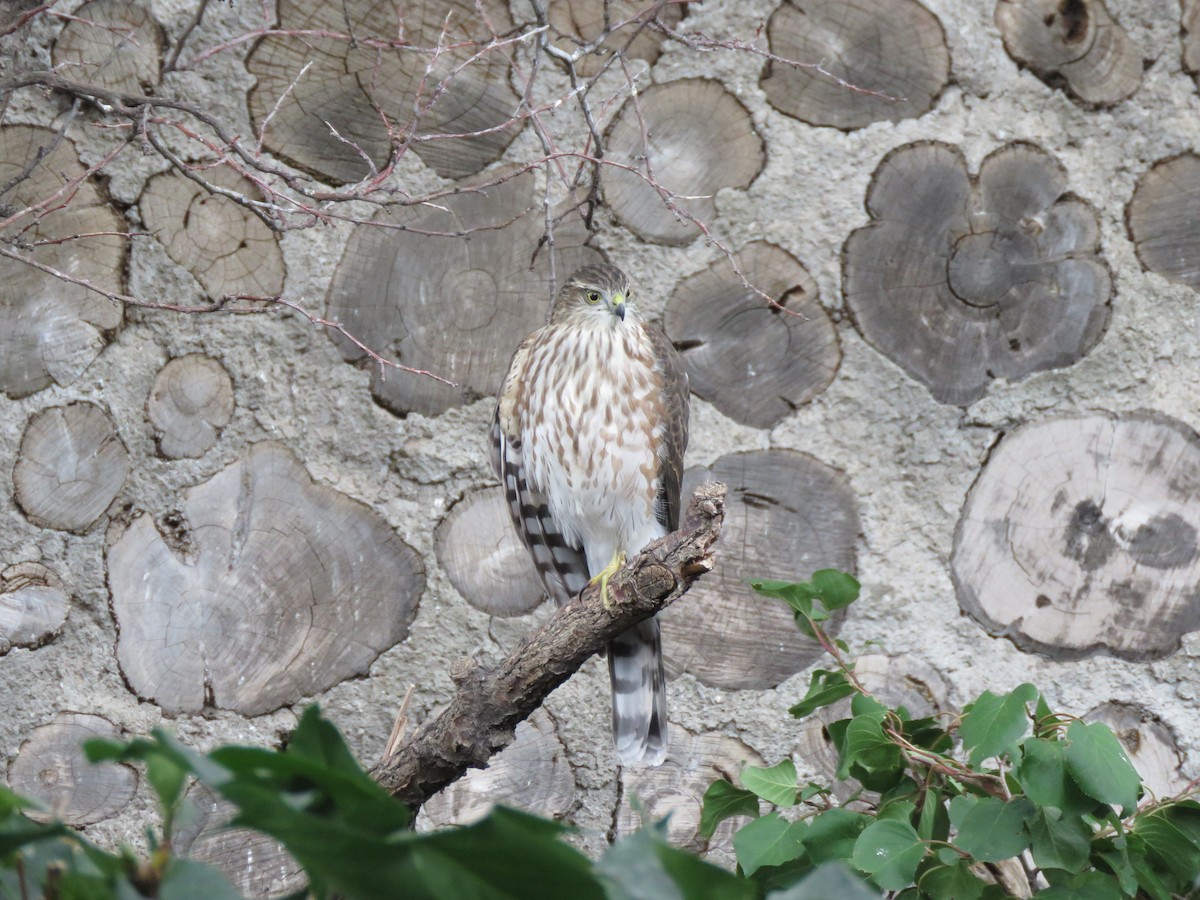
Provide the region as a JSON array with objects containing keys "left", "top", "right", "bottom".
[{"left": 491, "top": 264, "right": 690, "bottom": 766}]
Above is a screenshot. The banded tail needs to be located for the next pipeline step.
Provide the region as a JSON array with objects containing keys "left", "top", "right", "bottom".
[{"left": 609, "top": 617, "right": 668, "bottom": 766}]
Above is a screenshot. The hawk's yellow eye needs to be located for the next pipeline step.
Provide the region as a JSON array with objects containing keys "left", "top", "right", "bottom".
[{"left": 586, "top": 290, "right": 601, "bottom": 304}]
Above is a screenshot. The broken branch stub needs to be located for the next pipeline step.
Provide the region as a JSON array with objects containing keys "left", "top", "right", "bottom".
[
  {"left": 1127, "top": 153, "right": 1200, "bottom": 289},
  {"left": 245, "top": 0, "right": 522, "bottom": 184},
  {"left": 843, "top": 141, "right": 1111, "bottom": 406},
  {"left": 953, "top": 412, "right": 1200, "bottom": 660},
  {"left": 760, "top": 0, "right": 949, "bottom": 129},
  {"left": 14, "top": 402, "right": 129, "bottom": 534},
  {"left": 106, "top": 443, "right": 424, "bottom": 715},
  {"left": 325, "top": 170, "right": 602, "bottom": 416},
  {"left": 995, "top": 0, "right": 1141, "bottom": 107},
  {"left": 0, "top": 125, "right": 125, "bottom": 399},
  {"left": 371, "top": 481, "right": 726, "bottom": 808},
  {"left": 7, "top": 713, "right": 137, "bottom": 826},
  {"left": 662, "top": 450, "right": 859, "bottom": 691},
  {"left": 51, "top": 0, "right": 163, "bottom": 95},
  {"left": 664, "top": 242, "right": 839, "bottom": 428},
  {"left": 604, "top": 78, "right": 765, "bottom": 246}
]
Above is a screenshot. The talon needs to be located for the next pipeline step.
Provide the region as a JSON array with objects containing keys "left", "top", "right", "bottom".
[{"left": 590, "top": 551, "right": 627, "bottom": 608}]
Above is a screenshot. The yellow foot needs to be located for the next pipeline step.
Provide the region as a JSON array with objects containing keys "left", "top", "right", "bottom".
[{"left": 590, "top": 551, "right": 627, "bottom": 608}]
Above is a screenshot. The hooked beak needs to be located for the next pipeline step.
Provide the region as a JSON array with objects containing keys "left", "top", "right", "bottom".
[{"left": 610, "top": 292, "right": 626, "bottom": 321}]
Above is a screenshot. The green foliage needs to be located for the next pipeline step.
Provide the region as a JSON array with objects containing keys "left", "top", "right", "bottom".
[
  {"left": 4, "top": 569, "right": 1198, "bottom": 899},
  {"left": 694, "top": 572, "right": 1200, "bottom": 897}
]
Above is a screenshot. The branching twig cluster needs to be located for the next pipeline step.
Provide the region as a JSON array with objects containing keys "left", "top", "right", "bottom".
[{"left": 0, "top": 1, "right": 880, "bottom": 382}]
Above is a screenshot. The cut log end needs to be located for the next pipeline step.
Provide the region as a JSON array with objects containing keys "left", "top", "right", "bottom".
[
  {"left": 8, "top": 713, "right": 137, "bottom": 825},
  {"left": 147, "top": 354, "right": 236, "bottom": 459},
  {"left": 604, "top": 79, "right": 764, "bottom": 246},
  {"left": 995, "top": 0, "right": 1141, "bottom": 106},
  {"left": 0, "top": 562, "right": 70, "bottom": 655},
  {"left": 844, "top": 141, "right": 1110, "bottom": 405},
  {"left": 761, "top": 0, "right": 949, "bottom": 129},
  {"left": 106, "top": 442, "right": 424, "bottom": 715},
  {"left": 954, "top": 412, "right": 1200, "bottom": 659}
]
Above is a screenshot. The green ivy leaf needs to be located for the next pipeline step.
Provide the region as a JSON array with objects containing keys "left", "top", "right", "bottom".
[
  {"left": 600, "top": 822, "right": 754, "bottom": 900},
  {"left": 950, "top": 796, "right": 1033, "bottom": 862},
  {"left": 958, "top": 684, "right": 1037, "bottom": 767},
  {"left": 1026, "top": 807, "right": 1091, "bottom": 873},
  {"left": 698, "top": 780, "right": 760, "bottom": 840},
  {"left": 732, "top": 813, "right": 807, "bottom": 877},
  {"left": 764, "top": 862, "right": 878, "bottom": 900},
  {"left": 917, "top": 787, "right": 947, "bottom": 844},
  {"left": 1038, "top": 869, "right": 1125, "bottom": 899},
  {"left": 810, "top": 570, "right": 860, "bottom": 610},
  {"left": 917, "top": 860, "right": 987, "bottom": 900},
  {"left": 1064, "top": 721, "right": 1140, "bottom": 815},
  {"left": 851, "top": 819, "right": 925, "bottom": 891},
  {"left": 789, "top": 670, "right": 857, "bottom": 720},
  {"left": 742, "top": 760, "right": 799, "bottom": 808},
  {"left": 838, "top": 714, "right": 901, "bottom": 779},
  {"left": 1133, "top": 808, "right": 1200, "bottom": 890},
  {"left": 159, "top": 858, "right": 244, "bottom": 900},
  {"left": 804, "top": 809, "right": 870, "bottom": 865}
]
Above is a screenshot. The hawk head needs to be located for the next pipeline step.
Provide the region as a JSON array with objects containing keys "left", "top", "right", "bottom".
[{"left": 550, "top": 264, "right": 633, "bottom": 325}]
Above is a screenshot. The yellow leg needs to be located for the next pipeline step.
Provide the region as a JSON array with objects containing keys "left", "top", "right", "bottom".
[{"left": 590, "top": 551, "right": 627, "bottom": 608}]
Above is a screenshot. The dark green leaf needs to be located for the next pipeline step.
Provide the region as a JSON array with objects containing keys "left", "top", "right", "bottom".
[
  {"left": 1026, "top": 807, "right": 1091, "bottom": 873},
  {"left": 1133, "top": 808, "right": 1200, "bottom": 890},
  {"left": 1038, "top": 869, "right": 1124, "bottom": 899},
  {"left": 810, "top": 570, "right": 860, "bottom": 610},
  {"left": 851, "top": 819, "right": 924, "bottom": 890},
  {"left": 917, "top": 787, "right": 948, "bottom": 844},
  {"left": 917, "top": 860, "right": 986, "bottom": 900},
  {"left": 804, "top": 809, "right": 870, "bottom": 865},
  {"left": 765, "top": 862, "right": 878, "bottom": 900},
  {"left": 958, "top": 684, "right": 1037, "bottom": 767},
  {"left": 159, "top": 858, "right": 244, "bottom": 900},
  {"left": 742, "top": 760, "right": 799, "bottom": 808},
  {"left": 699, "top": 780, "right": 760, "bottom": 840},
  {"left": 733, "top": 813, "right": 807, "bottom": 877},
  {"left": 600, "top": 821, "right": 753, "bottom": 900},
  {"left": 789, "top": 670, "right": 857, "bottom": 720},
  {"left": 1064, "top": 721, "right": 1140, "bottom": 815},
  {"left": 839, "top": 714, "right": 900, "bottom": 779},
  {"left": 401, "top": 806, "right": 604, "bottom": 900},
  {"left": 950, "top": 796, "right": 1033, "bottom": 862}
]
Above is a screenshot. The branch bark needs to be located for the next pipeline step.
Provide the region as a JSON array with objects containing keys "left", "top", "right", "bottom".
[{"left": 371, "top": 481, "right": 727, "bottom": 808}]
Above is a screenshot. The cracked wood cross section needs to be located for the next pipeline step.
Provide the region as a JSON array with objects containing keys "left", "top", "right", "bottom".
[
  {"left": 246, "top": 0, "right": 522, "bottom": 184},
  {"left": 105, "top": 443, "right": 424, "bottom": 715},
  {"left": 996, "top": 0, "right": 1142, "bottom": 107},
  {"left": 665, "top": 241, "right": 840, "bottom": 429},
  {"left": 603, "top": 78, "right": 765, "bottom": 246},
  {"left": 760, "top": 0, "right": 949, "bottom": 129},
  {"left": 325, "top": 169, "right": 601, "bottom": 416},
  {"left": 0, "top": 125, "right": 125, "bottom": 399},
  {"left": 546, "top": 0, "right": 684, "bottom": 77},
  {"left": 372, "top": 481, "right": 726, "bottom": 809},
  {"left": 663, "top": 450, "right": 859, "bottom": 691},
  {"left": 953, "top": 412, "right": 1200, "bottom": 659},
  {"left": 843, "top": 141, "right": 1112, "bottom": 406}
]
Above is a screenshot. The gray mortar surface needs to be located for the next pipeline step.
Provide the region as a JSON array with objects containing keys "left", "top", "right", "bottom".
[{"left": 1, "top": 0, "right": 1198, "bottom": 867}]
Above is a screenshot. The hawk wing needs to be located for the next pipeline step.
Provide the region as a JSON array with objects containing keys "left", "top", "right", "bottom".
[
  {"left": 491, "top": 334, "right": 590, "bottom": 606},
  {"left": 648, "top": 324, "right": 690, "bottom": 532}
]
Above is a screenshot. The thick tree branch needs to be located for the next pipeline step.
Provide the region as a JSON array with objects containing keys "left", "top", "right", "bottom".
[{"left": 371, "top": 481, "right": 726, "bottom": 808}]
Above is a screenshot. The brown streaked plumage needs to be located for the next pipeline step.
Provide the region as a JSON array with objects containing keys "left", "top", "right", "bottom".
[{"left": 491, "top": 263, "right": 689, "bottom": 766}]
